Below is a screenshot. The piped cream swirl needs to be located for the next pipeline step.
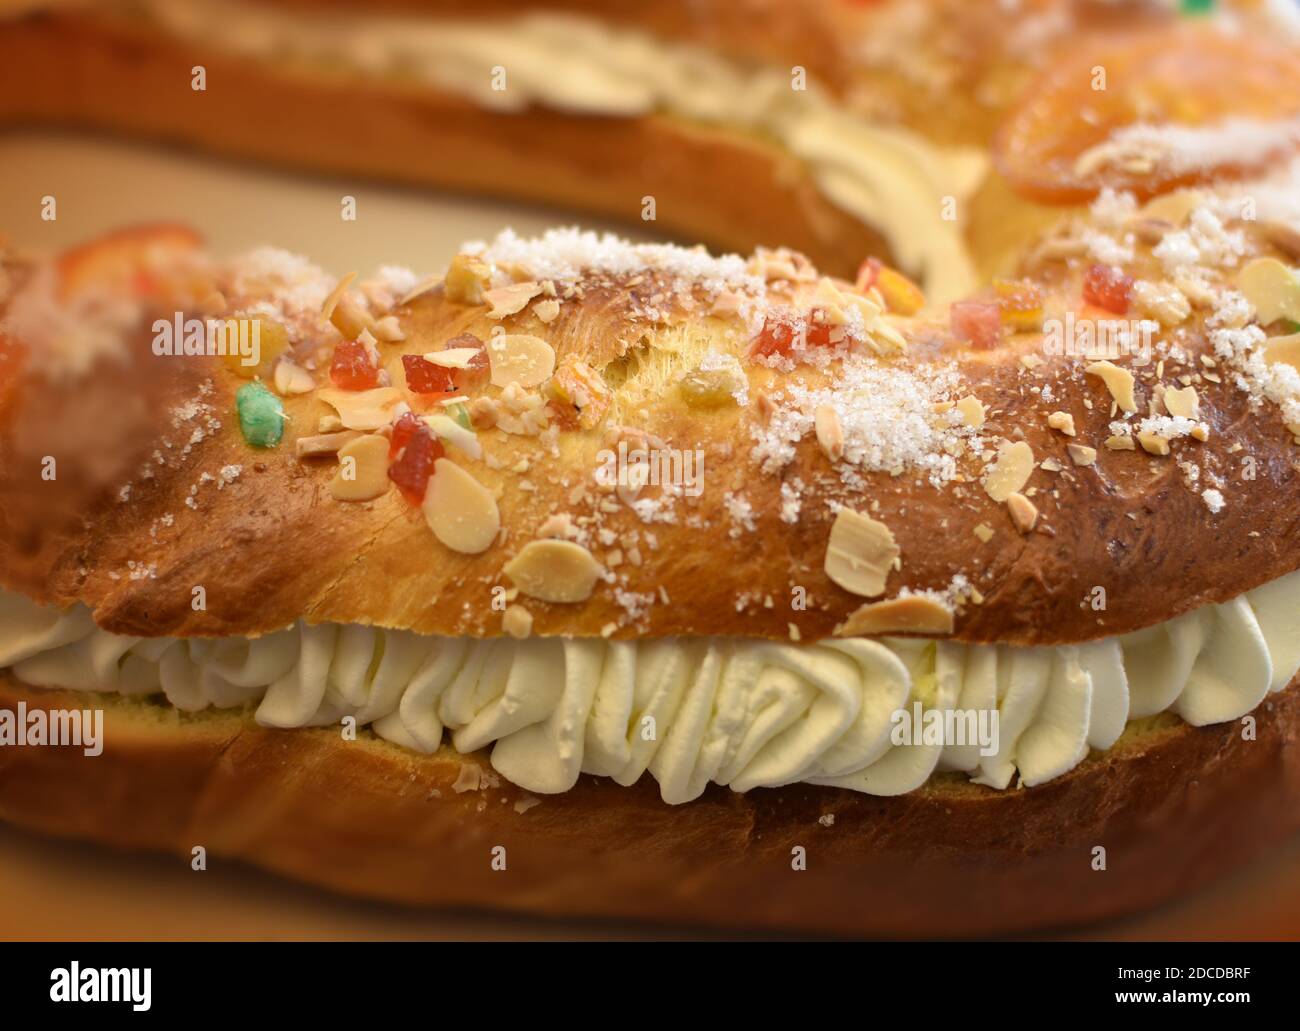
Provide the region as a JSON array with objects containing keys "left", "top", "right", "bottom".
[{"left": 2, "top": 571, "right": 1297, "bottom": 804}]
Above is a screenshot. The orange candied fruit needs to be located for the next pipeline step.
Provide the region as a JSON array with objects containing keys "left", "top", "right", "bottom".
[
  {"left": 329, "top": 338, "right": 380, "bottom": 390},
  {"left": 1082, "top": 264, "right": 1133, "bottom": 315},
  {"left": 993, "top": 278, "right": 1044, "bottom": 332}
]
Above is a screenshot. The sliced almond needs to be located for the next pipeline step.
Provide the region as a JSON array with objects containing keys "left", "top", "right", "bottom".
[
  {"left": 1104, "top": 433, "right": 1136, "bottom": 451},
  {"left": 504, "top": 539, "right": 603, "bottom": 603},
  {"left": 1085, "top": 360, "right": 1137, "bottom": 413},
  {"left": 1047, "top": 411, "right": 1076, "bottom": 436},
  {"left": 502, "top": 604, "right": 533, "bottom": 639},
  {"left": 814, "top": 404, "right": 845, "bottom": 462},
  {"left": 296, "top": 430, "right": 360, "bottom": 459},
  {"left": 484, "top": 281, "right": 543, "bottom": 319},
  {"left": 445, "top": 253, "right": 491, "bottom": 306},
  {"left": 955, "top": 395, "right": 985, "bottom": 429},
  {"left": 487, "top": 333, "right": 555, "bottom": 388},
  {"left": 423, "top": 458, "right": 500, "bottom": 555},
  {"left": 317, "top": 387, "right": 406, "bottom": 431},
  {"left": 1163, "top": 385, "right": 1200, "bottom": 419},
  {"left": 274, "top": 360, "right": 316, "bottom": 396},
  {"left": 329, "top": 434, "right": 390, "bottom": 501},
  {"left": 423, "top": 413, "right": 481, "bottom": 460},
  {"left": 1006, "top": 492, "right": 1038, "bottom": 534},
  {"left": 533, "top": 298, "right": 561, "bottom": 323},
  {"left": 399, "top": 273, "right": 442, "bottom": 306},
  {"left": 422, "top": 347, "right": 482, "bottom": 369},
  {"left": 834, "top": 595, "right": 954, "bottom": 637},
  {"left": 824, "top": 509, "right": 899, "bottom": 598},
  {"left": 983, "top": 440, "right": 1034, "bottom": 503},
  {"left": 1239, "top": 257, "right": 1300, "bottom": 325},
  {"left": 1137, "top": 431, "right": 1171, "bottom": 456},
  {"left": 1067, "top": 443, "right": 1098, "bottom": 466},
  {"left": 1137, "top": 189, "right": 1202, "bottom": 226},
  {"left": 320, "top": 271, "right": 358, "bottom": 321},
  {"left": 1264, "top": 332, "right": 1300, "bottom": 371}
]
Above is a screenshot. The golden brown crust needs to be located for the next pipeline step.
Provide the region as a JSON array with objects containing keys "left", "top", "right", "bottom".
[
  {"left": 3, "top": 671, "right": 1297, "bottom": 936},
  {"left": 3, "top": 225, "right": 1299, "bottom": 646}
]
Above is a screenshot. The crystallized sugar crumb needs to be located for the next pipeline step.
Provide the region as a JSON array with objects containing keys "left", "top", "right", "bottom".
[
  {"left": 1202, "top": 488, "right": 1225, "bottom": 513},
  {"left": 469, "top": 227, "right": 764, "bottom": 296},
  {"left": 751, "top": 355, "right": 974, "bottom": 488},
  {"left": 723, "top": 491, "right": 757, "bottom": 537}
]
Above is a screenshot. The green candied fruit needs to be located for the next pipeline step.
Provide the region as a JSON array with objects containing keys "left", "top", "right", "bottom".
[{"left": 236, "top": 381, "right": 285, "bottom": 448}]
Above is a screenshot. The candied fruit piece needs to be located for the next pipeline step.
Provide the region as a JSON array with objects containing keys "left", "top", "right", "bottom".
[
  {"left": 950, "top": 300, "right": 1004, "bottom": 350},
  {"left": 546, "top": 359, "right": 613, "bottom": 428},
  {"left": 388, "top": 410, "right": 422, "bottom": 460},
  {"left": 993, "top": 278, "right": 1045, "bottom": 332},
  {"left": 856, "top": 257, "right": 925, "bottom": 315},
  {"left": 222, "top": 316, "right": 289, "bottom": 379},
  {"left": 56, "top": 223, "right": 202, "bottom": 301},
  {"left": 750, "top": 314, "right": 797, "bottom": 359},
  {"left": 402, "top": 353, "right": 457, "bottom": 395},
  {"left": 235, "top": 380, "right": 285, "bottom": 448},
  {"left": 387, "top": 422, "right": 444, "bottom": 504},
  {"left": 1083, "top": 264, "right": 1133, "bottom": 315},
  {"left": 330, "top": 338, "right": 380, "bottom": 390}
]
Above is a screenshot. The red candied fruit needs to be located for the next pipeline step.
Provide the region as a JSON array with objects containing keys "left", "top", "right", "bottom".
[
  {"left": 329, "top": 339, "right": 380, "bottom": 390},
  {"left": 1082, "top": 264, "right": 1133, "bottom": 315},
  {"left": 388, "top": 420, "right": 443, "bottom": 504},
  {"left": 749, "top": 312, "right": 838, "bottom": 360},
  {"left": 445, "top": 332, "right": 489, "bottom": 389},
  {"left": 950, "top": 300, "right": 1003, "bottom": 350},
  {"left": 401, "top": 354, "right": 457, "bottom": 396},
  {"left": 388, "top": 410, "right": 422, "bottom": 460}
]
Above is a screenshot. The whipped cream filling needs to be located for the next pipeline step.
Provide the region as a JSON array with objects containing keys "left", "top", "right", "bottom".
[
  {"left": 127, "top": 0, "right": 985, "bottom": 302},
  {"left": 2, "top": 571, "right": 1297, "bottom": 804}
]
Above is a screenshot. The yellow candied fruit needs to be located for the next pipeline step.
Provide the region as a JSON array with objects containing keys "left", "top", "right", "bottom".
[
  {"left": 857, "top": 258, "right": 925, "bottom": 316},
  {"left": 545, "top": 359, "right": 612, "bottom": 429},
  {"left": 221, "top": 316, "right": 289, "bottom": 379},
  {"left": 993, "top": 277, "right": 1044, "bottom": 332}
]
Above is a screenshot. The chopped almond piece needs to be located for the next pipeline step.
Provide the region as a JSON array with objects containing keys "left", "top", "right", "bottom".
[
  {"left": 1086, "top": 361, "right": 1137, "bottom": 413},
  {"left": 1163, "top": 385, "right": 1200, "bottom": 419},
  {"left": 502, "top": 604, "right": 533, "bottom": 639},
  {"left": 1006, "top": 492, "right": 1038, "bottom": 533},
  {"left": 1067, "top": 443, "right": 1098, "bottom": 466},
  {"left": 1137, "top": 431, "right": 1171, "bottom": 456},
  {"left": 445, "top": 253, "right": 491, "bottom": 305},
  {"left": 533, "top": 298, "right": 561, "bottom": 323},
  {"left": 1105, "top": 433, "right": 1136, "bottom": 451},
  {"left": 296, "top": 430, "right": 361, "bottom": 459},
  {"left": 814, "top": 404, "right": 845, "bottom": 462},
  {"left": 973, "top": 523, "right": 994, "bottom": 543},
  {"left": 1047, "top": 411, "right": 1076, "bottom": 436}
]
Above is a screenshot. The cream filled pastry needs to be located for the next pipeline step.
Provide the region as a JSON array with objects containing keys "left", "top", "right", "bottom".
[{"left": 4, "top": 1, "right": 1300, "bottom": 937}]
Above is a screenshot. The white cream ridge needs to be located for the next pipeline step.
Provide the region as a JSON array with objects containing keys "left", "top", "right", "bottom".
[
  {"left": 129, "top": 0, "right": 985, "bottom": 302},
  {"left": 2, "top": 570, "right": 1298, "bottom": 804}
]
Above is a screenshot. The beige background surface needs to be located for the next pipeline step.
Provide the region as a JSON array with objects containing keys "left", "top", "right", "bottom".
[{"left": 0, "top": 130, "right": 1296, "bottom": 941}]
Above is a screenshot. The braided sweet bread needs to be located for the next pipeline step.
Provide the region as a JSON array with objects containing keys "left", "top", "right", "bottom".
[{"left": 3, "top": 0, "right": 1300, "bottom": 934}]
